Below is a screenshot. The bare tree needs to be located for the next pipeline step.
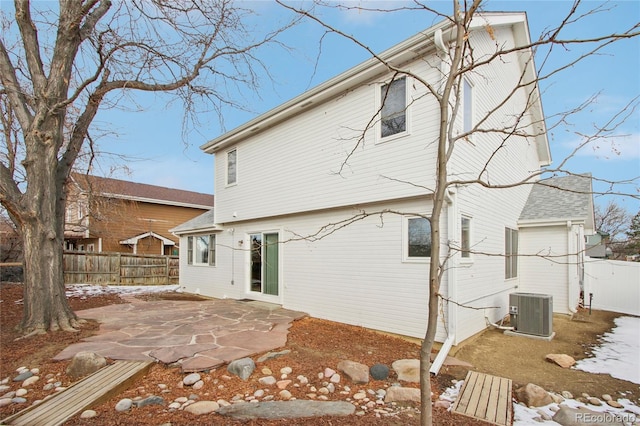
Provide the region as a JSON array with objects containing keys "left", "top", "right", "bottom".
[
  {"left": 277, "top": 1, "right": 639, "bottom": 424},
  {"left": 595, "top": 199, "right": 631, "bottom": 241},
  {"left": 0, "top": 1, "right": 296, "bottom": 335}
]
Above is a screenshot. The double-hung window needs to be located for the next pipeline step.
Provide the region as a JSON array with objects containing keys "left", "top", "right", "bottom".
[
  {"left": 187, "top": 234, "right": 216, "bottom": 266},
  {"left": 505, "top": 227, "right": 518, "bottom": 279},
  {"left": 404, "top": 216, "right": 432, "bottom": 261},
  {"left": 380, "top": 77, "right": 407, "bottom": 139},
  {"left": 227, "top": 148, "right": 237, "bottom": 186}
]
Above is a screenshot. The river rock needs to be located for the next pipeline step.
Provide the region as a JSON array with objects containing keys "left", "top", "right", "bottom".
[
  {"left": 115, "top": 398, "right": 133, "bottom": 412},
  {"left": 217, "top": 400, "right": 356, "bottom": 419},
  {"left": 545, "top": 354, "right": 576, "bottom": 369},
  {"left": 184, "top": 400, "right": 219, "bottom": 415},
  {"left": 259, "top": 376, "right": 276, "bottom": 386},
  {"left": 80, "top": 410, "right": 98, "bottom": 419},
  {"left": 227, "top": 358, "right": 255, "bottom": 381},
  {"left": 257, "top": 350, "right": 291, "bottom": 363},
  {"left": 385, "top": 386, "right": 421, "bottom": 403},
  {"left": 337, "top": 360, "right": 369, "bottom": 384},
  {"left": 392, "top": 359, "right": 420, "bottom": 383},
  {"left": 515, "top": 383, "right": 553, "bottom": 407},
  {"left": 66, "top": 352, "right": 107, "bottom": 379},
  {"left": 552, "top": 405, "right": 621, "bottom": 426},
  {"left": 13, "top": 371, "right": 33, "bottom": 382},
  {"left": 134, "top": 395, "right": 164, "bottom": 408},
  {"left": 182, "top": 373, "right": 201, "bottom": 386},
  {"left": 22, "top": 376, "right": 39, "bottom": 387},
  {"left": 370, "top": 364, "right": 390, "bottom": 380}
]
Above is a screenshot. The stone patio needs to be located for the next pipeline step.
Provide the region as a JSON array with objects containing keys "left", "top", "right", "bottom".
[{"left": 53, "top": 295, "right": 307, "bottom": 372}]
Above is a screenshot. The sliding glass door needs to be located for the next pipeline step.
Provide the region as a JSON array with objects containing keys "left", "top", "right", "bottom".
[{"left": 249, "top": 232, "right": 279, "bottom": 297}]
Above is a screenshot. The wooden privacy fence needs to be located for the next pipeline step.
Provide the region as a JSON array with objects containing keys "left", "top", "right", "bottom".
[{"left": 63, "top": 251, "right": 179, "bottom": 285}]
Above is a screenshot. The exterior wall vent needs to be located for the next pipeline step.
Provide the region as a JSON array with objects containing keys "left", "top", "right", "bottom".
[{"left": 509, "top": 293, "right": 553, "bottom": 337}]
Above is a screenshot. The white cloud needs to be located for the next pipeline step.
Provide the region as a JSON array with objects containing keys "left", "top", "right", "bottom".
[
  {"left": 563, "top": 133, "right": 640, "bottom": 161},
  {"left": 335, "top": 1, "right": 409, "bottom": 26}
]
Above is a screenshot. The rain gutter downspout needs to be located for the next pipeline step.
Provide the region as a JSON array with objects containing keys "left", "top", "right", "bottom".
[{"left": 430, "top": 189, "right": 457, "bottom": 377}]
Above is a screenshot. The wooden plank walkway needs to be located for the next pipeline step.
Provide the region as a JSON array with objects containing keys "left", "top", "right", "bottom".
[
  {"left": 452, "top": 370, "right": 512, "bottom": 426},
  {"left": 1, "top": 360, "right": 153, "bottom": 426}
]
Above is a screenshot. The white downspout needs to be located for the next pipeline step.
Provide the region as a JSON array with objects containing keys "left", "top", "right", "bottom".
[
  {"left": 567, "top": 221, "right": 578, "bottom": 313},
  {"left": 430, "top": 189, "right": 457, "bottom": 375},
  {"left": 444, "top": 189, "right": 458, "bottom": 345}
]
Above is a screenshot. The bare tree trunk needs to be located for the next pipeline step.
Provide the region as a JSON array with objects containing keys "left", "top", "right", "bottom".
[{"left": 18, "top": 132, "right": 77, "bottom": 334}]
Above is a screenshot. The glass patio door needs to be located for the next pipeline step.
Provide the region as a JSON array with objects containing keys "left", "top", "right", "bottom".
[{"left": 249, "top": 232, "right": 279, "bottom": 297}]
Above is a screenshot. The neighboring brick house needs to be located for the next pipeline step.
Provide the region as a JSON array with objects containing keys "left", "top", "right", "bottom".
[{"left": 64, "top": 173, "right": 213, "bottom": 255}]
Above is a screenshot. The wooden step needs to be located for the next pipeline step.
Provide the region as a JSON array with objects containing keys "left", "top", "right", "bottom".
[
  {"left": 452, "top": 370, "right": 512, "bottom": 426},
  {"left": 1, "top": 360, "right": 153, "bottom": 426}
]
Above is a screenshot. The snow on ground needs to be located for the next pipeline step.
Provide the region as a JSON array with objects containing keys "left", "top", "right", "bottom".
[
  {"left": 443, "top": 316, "right": 640, "bottom": 425},
  {"left": 65, "top": 284, "right": 180, "bottom": 298},
  {"left": 513, "top": 315, "right": 640, "bottom": 425},
  {"left": 574, "top": 316, "right": 640, "bottom": 385}
]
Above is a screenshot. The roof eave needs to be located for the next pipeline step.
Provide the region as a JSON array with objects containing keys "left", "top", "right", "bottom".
[{"left": 200, "top": 20, "right": 453, "bottom": 154}]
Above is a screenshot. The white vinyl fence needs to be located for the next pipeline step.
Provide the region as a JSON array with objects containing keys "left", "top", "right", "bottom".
[{"left": 584, "top": 259, "right": 640, "bottom": 316}]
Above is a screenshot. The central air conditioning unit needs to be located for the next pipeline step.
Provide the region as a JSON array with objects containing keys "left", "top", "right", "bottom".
[{"left": 509, "top": 293, "right": 553, "bottom": 337}]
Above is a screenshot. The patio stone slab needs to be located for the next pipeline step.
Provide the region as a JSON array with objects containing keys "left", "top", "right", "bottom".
[{"left": 54, "top": 297, "right": 306, "bottom": 372}]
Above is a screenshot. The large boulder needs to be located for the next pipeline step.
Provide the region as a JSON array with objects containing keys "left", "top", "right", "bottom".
[
  {"left": 391, "top": 359, "right": 420, "bottom": 383},
  {"left": 545, "top": 354, "right": 576, "bottom": 368},
  {"left": 515, "top": 383, "right": 553, "bottom": 407},
  {"left": 385, "top": 386, "right": 421, "bottom": 403},
  {"left": 66, "top": 352, "right": 107, "bottom": 379},
  {"left": 337, "top": 360, "right": 369, "bottom": 384},
  {"left": 227, "top": 357, "right": 255, "bottom": 381},
  {"left": 552, "top": 405, "right": 626, "bottom": 426}
]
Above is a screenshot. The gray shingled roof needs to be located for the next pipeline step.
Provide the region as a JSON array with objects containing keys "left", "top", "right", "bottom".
[
  {"left": 519, "top": 174, "right": 593, "bottom": 222},
  {"left": 170, "top": 209, "right": 216, "bottom": 234}
]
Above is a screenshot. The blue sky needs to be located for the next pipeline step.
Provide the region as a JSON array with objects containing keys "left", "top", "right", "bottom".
[{"left": 95, "top": 1, "right": 639, "bottom": 212}]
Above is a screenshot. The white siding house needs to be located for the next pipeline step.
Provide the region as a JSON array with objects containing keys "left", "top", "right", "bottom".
[
  {"left": 172, "top": 13, "right": 592, "bottom": 345},
  {"left": 518, "top": 174, "right": 595, "bottom": 314}
]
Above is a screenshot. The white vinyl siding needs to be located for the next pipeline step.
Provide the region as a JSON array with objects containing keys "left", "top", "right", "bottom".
[
  {"left": 518, "top": 226, "right": 570, "bottom": 313},
  {"left": 193, "top": 20, "right": 551, "bottom": 345},
  {"left": 179, "top": 198, "right": 449, "bottom": 342},
  {"left": 213, "top": 62, "right": 441, "bottom": 224}
]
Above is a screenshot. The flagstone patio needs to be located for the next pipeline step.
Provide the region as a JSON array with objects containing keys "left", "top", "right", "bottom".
[{"left": 53, "top": 295, "right": 307, "bottom": 372}]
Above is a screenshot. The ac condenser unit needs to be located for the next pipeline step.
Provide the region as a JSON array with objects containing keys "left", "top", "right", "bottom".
[{"left": 509, "top": 293, "right": 553, "bottom": 337}]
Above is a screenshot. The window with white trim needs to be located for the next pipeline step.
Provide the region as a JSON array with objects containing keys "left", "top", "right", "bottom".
[
  {"left": 227, "top": 148, "right": 237, "bottom": 186},
  {"left": 380, "top": 77, "right": 407, "bottom": 139},
  {"left": 461, "top": 216, "right": 471, "bottom": 259},
  {"left": 404, "top": 216, "right": 431, "bottom": 260},
  {"left": 505, "top": 227, "right": 518, "bottom": 279},
  {"left": 187, "top": 234, "right": 216, "bottom": 266},
  {"left": 462, "top": 78, "right": 474, "bottom": 136}
]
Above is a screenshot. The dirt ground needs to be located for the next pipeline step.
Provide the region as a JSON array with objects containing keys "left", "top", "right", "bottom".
[
  {"left": 451, "top": 309, "right": 640, "bottom": 404},
  {"left": 1, "top": 282, "right": 637, "bottom": 425}
]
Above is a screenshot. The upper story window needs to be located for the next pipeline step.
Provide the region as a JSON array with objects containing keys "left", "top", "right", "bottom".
[
  {"left": 404, "top": 216, "right": 431, "bottom": 261},
  {"left": 227, "top": 149, "right": 237, "bottom": 186},
  {"left": 187, "top": 234, "right": 216, "bottom": 266},
  {"left": 380, "top": 77, "right": 407, "bottom": 139},
  {"left": 462, "top": 78, "right": 474, "bottom": 136},
  {"left": 505, "top": 227, "right": 518, "bottom": 279}
]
